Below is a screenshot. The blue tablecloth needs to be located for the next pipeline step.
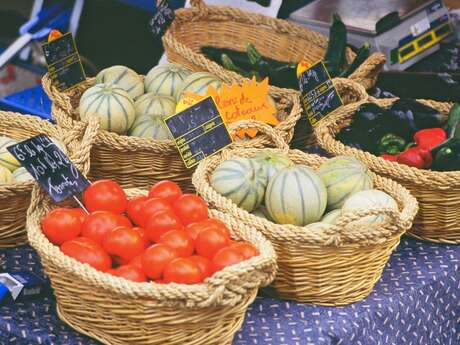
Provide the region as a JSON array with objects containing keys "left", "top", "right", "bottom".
[{"left": 1, "top": 238, "right": 459, "bottom": 345}]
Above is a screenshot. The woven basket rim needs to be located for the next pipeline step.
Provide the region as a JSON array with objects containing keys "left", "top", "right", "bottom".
[
  {"left": 192, "top": 145, "right": 418, "bottom": 247},
  {"left": 27, "top": 187, "right": 277, "bottom": 308},
  {"left": 315, "top": 97, "right": 460, "bottom": 187}
]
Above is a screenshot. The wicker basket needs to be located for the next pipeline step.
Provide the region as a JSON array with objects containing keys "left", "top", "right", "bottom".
[
  {"left": 0, "top": 111, "right": 96, "bottom": 247},
  {"left": 42, "top": 72, "right": 306, "bottom": 191},
  {"left": 163, "top": 0, "right": 386, "bottom": 93},
  {"left": 315, "top": 97, "right": 460, "bottom": 244},
  {"left": 192, "top": 121, "right": 418, "bottom": 305},
  {"left": 27, "top": 187, "right": 277, "bottom": 345}
]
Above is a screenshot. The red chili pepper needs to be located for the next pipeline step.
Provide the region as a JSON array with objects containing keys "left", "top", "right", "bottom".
[
  {"left": 380, "top": 154, "right": 398, "bottom": 162},
  {"left": 414, "top": 128, "right": 446, "bottom": 151},
  {"left": 397, "top": 147, "right": 432, "bottom": 169}
]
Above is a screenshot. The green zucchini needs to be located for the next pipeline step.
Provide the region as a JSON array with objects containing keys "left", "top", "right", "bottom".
[
  {"left": 324, "top": 13, "right": 347, "bottom": 77},
  {"left": 221, "top": 54, "right": 250, "bottom": 77},
  {"left": 340, "top": 43, "right": 370, "bottom": 78},
  {"left": 246, "top": 43, "right": 270, "bottom": 77}
]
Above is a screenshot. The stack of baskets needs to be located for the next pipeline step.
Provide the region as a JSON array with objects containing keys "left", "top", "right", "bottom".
[
  {"left": 193, "top": 121, "right": 418, "bottom": 305},
  {"left": 315, "top": 98, "right": 460, "bottom": 244}
]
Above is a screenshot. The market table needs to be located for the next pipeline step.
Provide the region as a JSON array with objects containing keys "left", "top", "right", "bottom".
[{"left": 0, "top": 238, "right": 459, "bottom": 345}]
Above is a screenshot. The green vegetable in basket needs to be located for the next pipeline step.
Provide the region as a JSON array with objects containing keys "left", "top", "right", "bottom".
[
  {"left": 340, "top": 43, "right": 370, "bottom": 78},
  {"left": 377, "top": 134, "right": 406, "bottom": 155},
  {"left": 324, "top": 13, "right": 347, "bottom": 77}
]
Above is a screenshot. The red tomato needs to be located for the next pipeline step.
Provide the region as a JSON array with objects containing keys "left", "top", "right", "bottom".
[
  {"left": 154, "top": 279, "right": 167, "bottom": 284},
  {"left": 42, "top": 208, "right": 82, "bottom": 245},
  {"left": 70, "top": 208, "right": 88, "bottom": 225},
  {"left": 107, "top": 265, "right": 147, "bottom": 282},
  {"left": 144, "top": 209, "right": 183, "bottom": 242},
  {"left": 159, "top": 230, "right": 194, "bottom": 257},
  {"left": 82, "top": 211, "right": 130, "bottom": 245},
  {"left": 148, "top": 180, "right": 182, "bottom": 204},
  {"left": 173, "top": 194, "right": 208, "bottom": 225},
  {"left": 102, "top": 226, "right": 145, "bottom": 261},
  {"left": 189, "top": 255, "right": 212, "bottom": 279},
  {"left": 83, "top": 179, "right": 127, "bottom": 214},
  {"left": 200, "top": 218, "right": 231, "bottom": 239},
  {"left": 163, "top": 258, "right": 203, "bottom": 284},
  {"left": 184, "top": 223, "right": 205, "bottom": 241},
  {"left": 211, "top": 247, "right": 244, "bottom": 273},
  {"left": 117, "top": 214, "right": 133, "bottom": 228},
  {"left": 231, "top": 242, "right": 259, "bottom": 260},
  {"left": 133, "top": 227, "right": 150, "bottom": 248},
  {"left": 126, "top": 196, "right": 149, "bottom": 226},
  {"left": 195, "top": 228, "right": 230, "bottom": 259},
  {"left": 139, "top": 198, "right": 173, "bottom": 227},
  {"left": 129, "top": 254, "right": 143, "bottom": 270},
  {"left": 141, "top": 244, "right": 178, "bottom": 279},
  {"left": 61, "top": 237, "right": 112, "bottom": 271}
]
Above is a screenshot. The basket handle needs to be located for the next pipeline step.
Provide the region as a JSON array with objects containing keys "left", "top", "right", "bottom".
[
  {"left": 67, "top": 117, "right": 100, "bottom": 176},
  {"left": 190, "top": 0, "right": 206, "bottom": 9},
  {"left": 348, "top": 53, "right": 386, "bottom": 90},
  {"left": 228, "top": 120, "right": 289, "bottom": 151}
]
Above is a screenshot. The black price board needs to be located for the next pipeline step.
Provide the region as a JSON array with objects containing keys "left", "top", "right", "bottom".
[
  {"left": 164, "top": 97, "right": 233, "bottom": 169},
  {"left": 42, "top": 32, "right": 86, "bottom": 92},
  {"left": 7, "top": 135, "right": 90, "bottom": 203},
  {"left": 298, "top": 61, "right": 343, "bottom": 126},
  {"left": 150, "top": 0, "right": 175, "bottom": 37}
]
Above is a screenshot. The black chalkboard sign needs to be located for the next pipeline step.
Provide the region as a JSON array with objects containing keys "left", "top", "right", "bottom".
[
  {"left": 7, "top": 135, "right": 90, "bottom": 203},
  {"left": 42, "top": 33, "right": 86, "bottom": 92},
  {"left": 298, "top": 61, "right": 343, "bottom": 126},
  {"left": 150, "top": 0, "right": 175, "bottom": 38},
  {"left": 164, "top": 97, "right": 233, "bottom": 168}
]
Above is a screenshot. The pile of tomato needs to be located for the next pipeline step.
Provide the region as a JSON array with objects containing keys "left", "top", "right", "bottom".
[{"left": 41, "top": 179, "right": 259, "bottom": 284}]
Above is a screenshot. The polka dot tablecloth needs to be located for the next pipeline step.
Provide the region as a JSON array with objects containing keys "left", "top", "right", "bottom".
[{"left": 0, "top": 238, "right": 459, "bottom": 345}]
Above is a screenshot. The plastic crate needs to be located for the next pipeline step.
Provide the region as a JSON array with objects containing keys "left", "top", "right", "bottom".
[{"left": 0, "top": 85, "right": 52, "bottom": 120}]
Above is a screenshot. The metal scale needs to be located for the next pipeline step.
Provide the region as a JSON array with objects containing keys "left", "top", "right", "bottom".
[{"left": 289, "top": 0, "right": 453, "bottom": 70}]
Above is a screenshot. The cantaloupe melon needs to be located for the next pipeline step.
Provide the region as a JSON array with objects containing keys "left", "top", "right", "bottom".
[
  {"left": 0, "top": 166, "right": 13, "bottom": 183},
  {"left": 265, "top": 166, "right": 327, "bottom": 226},
  {"left": 79, "top": 83, "right": 136, "bottom": 134},
  {"left": 96, "top": 65, "right": 144, "bottom": 99},
  {"left": 318, "top": 155, "right": 373, "bottom": 210},
  {"left": 177, "top": 72, "right": 222, "bottom": 101},
  {"left": 134, "top": 93, "right": 176, "bottom": 118},
  {"left": 13, "top": 167, "right": 33, "bottom": 182},
  {"left": 128, "top": 115, "right": 171, "bottom": 140},
  {"left": 251, "top": 205, "right": 273, "bottom": 221},
  {"left": 320, "top": 209, "right": 342, "bottom": 224},
  {"left": 211, "top": 158, "right": 267, "bottom": 212},
  {"left": 0, "top": 136, "right": 20, "bottom": 172},
  {"left": 253, "top": 151, "right": 293, "bottom": 182},
  {"left": 144, "top": 64, "right": 191, "bottom": 99}
]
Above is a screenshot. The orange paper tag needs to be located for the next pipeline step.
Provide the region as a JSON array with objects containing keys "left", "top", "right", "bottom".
[{"left": 181, "top": 78, "right": 278, "bottom": 139}]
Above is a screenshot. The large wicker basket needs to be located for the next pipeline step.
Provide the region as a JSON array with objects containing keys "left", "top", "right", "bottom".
[
  {"left": 42, "top": 71, "right": 308, "bottom": 191},
  {"left": 315, "top": 98, "right": 460, "bottom": 244},
  {"left": 27, "top": 188, "right": 277, "bottom": 345},
  {"left": 193, "top": 121, "right": 418, "bottom": 305},
  {"left": 163, "top": 0, "right": 386, "bottom": 93},
  {"left": 0, "top": 111, "right": 96, "bottom": 247}
]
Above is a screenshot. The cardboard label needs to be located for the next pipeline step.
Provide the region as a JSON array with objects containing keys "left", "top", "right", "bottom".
[
  {"left": 42, "top": 32, "right": 86, "bottom": 92},
  {"left": 164, "top": 97, "right": 233, "bottom": 169},
  {"left": 298, "top": 61, "right": 343, "bottom": 127},
  {"left": 7, "top": 135, "right": 90, "bottom": 202},
  {"left": 182, "top": 78, "right": 279, "bottom": 139}
]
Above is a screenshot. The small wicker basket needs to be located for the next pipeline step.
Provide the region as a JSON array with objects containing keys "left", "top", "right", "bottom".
[
  {"left": 315, "top": 97, "right": 460, "bottom": 244},
  {"left": 193, "top": 121, "right": 418, "bottom": 305},
  {"left": 27, "top": 190, "right": 277, "bottom": 345},
  {"left": 42, "top": 73, "right": 306, "bottom": 191},
  {"left": 163, "top": 0, "right": 386, "bottom": 93},
  {"left": 0, "top": 111, "right": 96, "bottom": 247}
]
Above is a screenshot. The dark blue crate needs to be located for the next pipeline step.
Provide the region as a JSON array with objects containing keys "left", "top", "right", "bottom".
[{"left": 0, "top": 85, "right": 52, "bottom": 121}]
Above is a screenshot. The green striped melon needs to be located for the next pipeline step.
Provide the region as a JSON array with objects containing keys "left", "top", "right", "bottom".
[
  {"left": 0, "top": 136, "right": 20, "bottom": 172},
  {"left": 177, "top": 72, "right": 222, "bottom": 101},
  {"left": 211, "top": 158, "right": 268, "bottom": 212},
  {"left": 145, "top": 64, "right": 191, "bottom": 99},
  {"left": 265, "top": 166, "right": 327, "bottom": 226},
  {"left": 79, "top": 83, "right": 135, "bottom": 134},
  {"left": 13, "top": 167, "right": 33, "bottom": 182},
  {"left": 251, "top": 205, "right": 273, "bottom": 221},
  {"left": 318, "top": 155, "right": 373, "bottom": 210},
  {"left": 129, "top": 115, "right": 171, "bottom": 140},
  {"left": 253, "top": 151, "right": 294, "bottom": 182},
  {"left": 0, "top": 166, "right": 13, "bottom": 183},
  {"left": 96, "top": 65, "right": 144, "bottom": 100},
  {"left": 320, "top": 209, "right": 342, "bottom": 224},
  {"left": 134, "top": 93, "right": 176, "bottom": 118},
  {"left": 342, "top": 189, "right": 398, "bottom": 224}
]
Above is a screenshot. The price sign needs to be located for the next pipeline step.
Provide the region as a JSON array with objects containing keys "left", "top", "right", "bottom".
[
  {"left": 7, "top": 135, "right": 90, "bottom": 203},
  {"left": 42, "top": 32, "right": 86, "bottom": 92},
  {"left": 298, "top": 61, "right": 343, "bottom": 126},
  {"left": 164, "top": 97, "right": 233, "bottom": 168},
  {"left": 150, "top": 0, "right": 175, "bottom": 37}
]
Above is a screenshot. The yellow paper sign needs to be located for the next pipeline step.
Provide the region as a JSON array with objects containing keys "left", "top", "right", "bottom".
[{"left": 178, "top": 78, "right": 279, "bottom": 139}]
